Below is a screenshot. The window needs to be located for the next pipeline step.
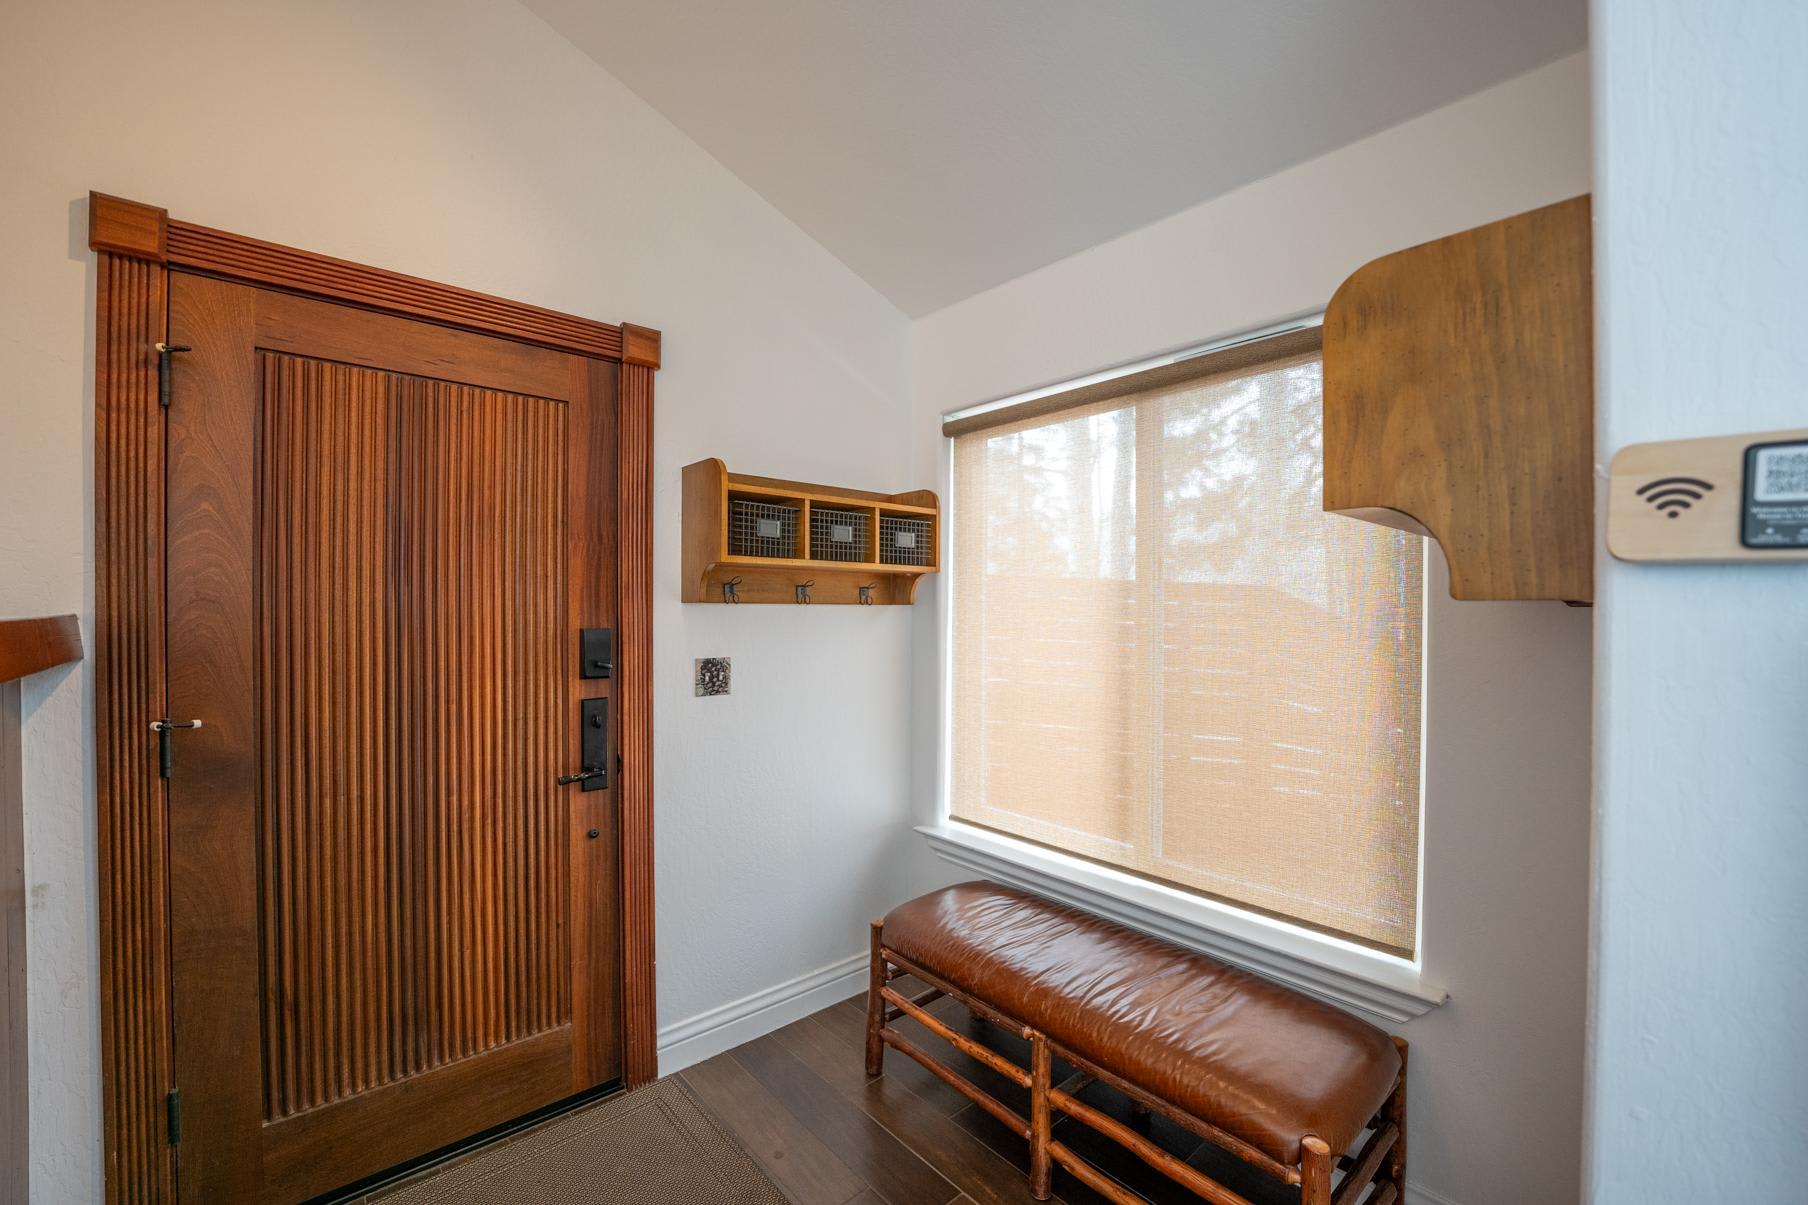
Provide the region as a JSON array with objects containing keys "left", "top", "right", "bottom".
[{"left": 947, "top": 330, "right": 1424, "bottom": 955}]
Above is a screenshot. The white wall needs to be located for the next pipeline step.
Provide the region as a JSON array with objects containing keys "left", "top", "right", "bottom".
[
  {"left": 0, "top": 1, "right": 950, "bottom": 1198},
  {"left": 910, "top": 54, "right": 1595, "bottom": 1205},
  {"left": 1586, "top": 4, "right": 1808, "bottom": 1201}
]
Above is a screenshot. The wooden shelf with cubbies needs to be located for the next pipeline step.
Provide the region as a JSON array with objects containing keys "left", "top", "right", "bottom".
[{"left": 682, "top": 458, "right": 940, "bottom": 604}]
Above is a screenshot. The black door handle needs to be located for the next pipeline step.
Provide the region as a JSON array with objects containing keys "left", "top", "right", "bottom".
[{"left": 559, "top": 697, "right": 609, "bottom": 791}]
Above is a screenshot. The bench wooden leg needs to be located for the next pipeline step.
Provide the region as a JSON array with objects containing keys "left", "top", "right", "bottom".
[
  {"left": 1029, "top": 1030, "right": 1052, "bottom": 1200},
  {"left": 1388, "top": 1036, "right": 1408, "bottom": 1196},
  {"left": 1301, "top": 1136, "right": 1333, "bottom": 1205},
  {"left": 865, "top": 921, "right": 886, "bottom": 1077}
]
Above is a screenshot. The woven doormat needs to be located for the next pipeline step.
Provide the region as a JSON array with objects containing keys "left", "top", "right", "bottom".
[{"left": 379, "top": 1079, "right": 791, "bottom": 1204}]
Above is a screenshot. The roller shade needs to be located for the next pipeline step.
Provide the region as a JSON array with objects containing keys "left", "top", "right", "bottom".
[
  {"left": 949, "top": 343, "right": 1423, "bottom": 954},
  {"left": 942, "top": 325, "right": 1324, "bottom": 438}
]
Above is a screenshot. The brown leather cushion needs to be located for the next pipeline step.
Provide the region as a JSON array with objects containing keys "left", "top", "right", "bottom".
[{"left": 881, "top": 881, "right": 1401, "bottom": 1165}]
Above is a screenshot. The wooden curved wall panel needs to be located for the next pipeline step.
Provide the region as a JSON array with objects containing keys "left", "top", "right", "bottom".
[
  {"left": 257, "top": 354, "right": 571, "bottom": 1118},
  {"left": 1322, "top": 195, "right": 1594, "bottom": 603},
  {"left": 95, "top": 251, "right": 176, "bottom": 1202}
]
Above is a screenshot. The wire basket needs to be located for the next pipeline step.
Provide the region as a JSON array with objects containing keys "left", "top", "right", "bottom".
[
  {"left": 809, "top": 507, "right": 869, "bottom": 562},
  {"left": 879, "top": 515, "right": 933, "bottom": 566},
  {"left": 728, "top": 499, "right": 799, "bottom": 559}
]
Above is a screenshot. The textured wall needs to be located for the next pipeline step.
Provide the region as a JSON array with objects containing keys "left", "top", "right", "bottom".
[
  {"left": 910, "top": 54, "right": 1595, "bottom": 1205},
  {"left": 0, "top": 1, "right": 943, "bottom": 1198},
  {"left": 1587, "top": 3, "right": 1808, "bottom": 1200}
]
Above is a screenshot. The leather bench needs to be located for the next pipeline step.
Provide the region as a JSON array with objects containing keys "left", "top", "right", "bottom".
[{"left": 865, "top": 881, "right": 1406, "bottom": 1205}]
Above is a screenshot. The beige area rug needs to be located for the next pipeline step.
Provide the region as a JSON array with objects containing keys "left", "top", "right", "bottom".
[{"left": 378, "top": 1079, "right": 791, "bottom": 1204}]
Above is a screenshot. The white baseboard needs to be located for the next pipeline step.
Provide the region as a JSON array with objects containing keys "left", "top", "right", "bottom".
[
  {"left": 656, "top": 951, "right": 868, "bottom": 1076},
  {"left": 1406, "top": 1184, "right": 1462, "bottom": 1205}
]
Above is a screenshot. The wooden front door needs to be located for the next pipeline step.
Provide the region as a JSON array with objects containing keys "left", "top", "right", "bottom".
[{"left": 163, "top": 273, "right": 622, "bottom": 1202}]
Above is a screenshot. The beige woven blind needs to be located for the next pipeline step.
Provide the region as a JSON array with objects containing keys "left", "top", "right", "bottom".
[{"left": 950, "top": 347, "right": 1423, "bottom": 955}]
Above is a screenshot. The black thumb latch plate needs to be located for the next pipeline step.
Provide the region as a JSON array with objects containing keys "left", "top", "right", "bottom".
[{"left": 580, "top": 628, "right": 613, "bottom": 679}]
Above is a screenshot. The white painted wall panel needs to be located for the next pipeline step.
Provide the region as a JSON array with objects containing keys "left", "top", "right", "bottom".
[{"left": 1586, "top": 3, "right": 1808, "bottom": 1201}]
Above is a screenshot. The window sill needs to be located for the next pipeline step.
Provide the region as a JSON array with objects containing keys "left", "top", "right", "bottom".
[{"left": 916, "top": 821, "right": 1447, "bottom": 1025}]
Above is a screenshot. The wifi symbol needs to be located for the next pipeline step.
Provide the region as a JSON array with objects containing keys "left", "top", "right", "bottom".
[{"left": 1637, "top": 476, "right": 1715, "bottom": 518}]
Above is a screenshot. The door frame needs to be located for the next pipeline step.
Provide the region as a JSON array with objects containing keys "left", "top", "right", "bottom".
[{"left": 88, "top": 191, "right": 659, "bottom": 1204}]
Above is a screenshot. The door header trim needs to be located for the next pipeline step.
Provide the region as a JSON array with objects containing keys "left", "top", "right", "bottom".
[{"left": 88, "top": 192, "right": 661, "bottom": 369}]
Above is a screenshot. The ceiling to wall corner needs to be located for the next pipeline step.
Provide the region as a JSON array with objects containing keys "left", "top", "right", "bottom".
[{"left": 525, "top": 0, "right": 1585, "bottom": 316}]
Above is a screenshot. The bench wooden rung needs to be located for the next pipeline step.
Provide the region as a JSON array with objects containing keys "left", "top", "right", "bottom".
[
  {"left": 881, "top": 984, "right": 1029, "bottom": 1088},
  {"left": 1048, "top": 1141, "right": 1146, "bottom": 1205},
  {"left": 1332, "top": 1121, "right": 1398, "bottom": 1205},
  {"left": 1051, "top": 1087, "right": 1258, "bottom": 1205},
  {"left": 879, "top": 1025, "right": 1031, "bottom": 1140},
  {"left": 882, "top": 983, "right": 944, "bottom": 1022}
]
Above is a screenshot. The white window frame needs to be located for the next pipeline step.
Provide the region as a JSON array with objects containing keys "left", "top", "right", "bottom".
[{"left": 926, "top": 315, "right": 1446, "bottom": 1024}]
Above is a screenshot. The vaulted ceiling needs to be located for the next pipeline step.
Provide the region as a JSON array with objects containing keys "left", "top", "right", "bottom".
[{"left": 527, "top": 1, "right": 1586, "bottom": 316}]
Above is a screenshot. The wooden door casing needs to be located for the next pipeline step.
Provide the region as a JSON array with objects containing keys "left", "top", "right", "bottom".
[{"left": 165, "top": 274, "right": 621, "bottom": 1202}]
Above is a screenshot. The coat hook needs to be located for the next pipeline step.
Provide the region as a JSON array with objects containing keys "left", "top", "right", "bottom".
[
  {"left": 795, "top": 579, "right": 814, "bottom": 605},
  {"left": 722, "top": 576, "right": 742, "bottom": 604},
  {"left": 858, "top": 583, "right": 878, "bottom": 605}
]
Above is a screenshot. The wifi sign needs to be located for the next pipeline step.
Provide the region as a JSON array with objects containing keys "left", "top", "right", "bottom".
[{"left": 1637, "top": 476, "right": 1715, "bottom": 517}]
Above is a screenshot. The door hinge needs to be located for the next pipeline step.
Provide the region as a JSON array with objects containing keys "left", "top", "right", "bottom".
[
  {"left": 154, "top": 342, "right": 191, "bottom": 408},
  {"left": 149, "top": 718, "right": 203, "bottom": 778},
  {"left": 166, "top": 1088, "right": 181, "bottom": 1145}
]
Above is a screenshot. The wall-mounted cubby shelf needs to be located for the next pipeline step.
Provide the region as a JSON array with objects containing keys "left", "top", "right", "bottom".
[{"left": 682, "top": 459, "right": 940, "bottom": 604}]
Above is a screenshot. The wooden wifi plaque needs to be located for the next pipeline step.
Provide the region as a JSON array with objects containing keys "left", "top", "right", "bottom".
[{"left": 1608, "top": 427, "right": 1808, "bottom": 562}]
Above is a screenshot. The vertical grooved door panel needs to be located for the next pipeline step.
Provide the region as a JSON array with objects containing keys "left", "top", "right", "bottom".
[{"left": 256, "top": 355, "right": 571, "bottom": 1122}]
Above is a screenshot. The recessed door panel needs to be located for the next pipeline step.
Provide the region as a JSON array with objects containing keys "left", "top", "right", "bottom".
[{"left": 257, "top": 352, "right": 572, "bottom": 1118}]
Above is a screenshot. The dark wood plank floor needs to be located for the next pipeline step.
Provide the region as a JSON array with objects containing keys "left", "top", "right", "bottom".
[
  {"left": 357, "top": 978, "right": 1305, "bottom": 1205},
  {"left": 675, "top": 980, "right": 1300, "bottom": 1205}
]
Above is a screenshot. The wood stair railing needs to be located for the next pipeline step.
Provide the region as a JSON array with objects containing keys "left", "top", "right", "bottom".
[{"left": 0, "top": 615, "right": 82, "bottom": 684}]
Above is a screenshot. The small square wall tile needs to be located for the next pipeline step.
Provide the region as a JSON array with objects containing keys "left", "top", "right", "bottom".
[{"left": 694, "top": 657, "right": 730, "bottom": 697}]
